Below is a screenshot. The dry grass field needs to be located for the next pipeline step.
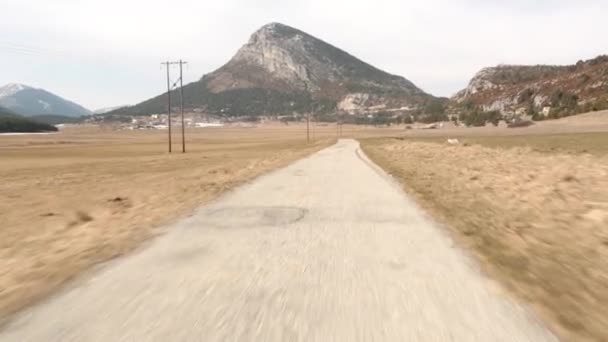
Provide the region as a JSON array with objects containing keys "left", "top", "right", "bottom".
[
  {"left": 3, "top": 111, "right": 608, "bottom": 338},
  {"left": 361, "top": 130, "right": 608, "bottom": 341},
  {"left": 0, "top": 125, "right": 338, "bottom": 321},
  {"left": 399, "top": 131, "right": 608, "bottom": 156}
]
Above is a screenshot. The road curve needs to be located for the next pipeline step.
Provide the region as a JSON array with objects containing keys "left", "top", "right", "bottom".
[{"left": 1, "top": 139, "right": 556, "bottom": 341}]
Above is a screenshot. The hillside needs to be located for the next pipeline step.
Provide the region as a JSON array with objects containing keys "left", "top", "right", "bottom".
[
  {"left": 94, "top": 105, "right": 129, "bottom": 114},
  {"left": 0, "top": 106, "right": 19, "bottom": 118},
  {"left": 29, "top": 114, "right": 82, "bottom": 125},
  {"left": 452, "top": 55, "right": 608, "bottom": 119},
  {"left": 0, "top": 83, "right": 92, "bottom": 118},
  {"left": 112, "top": 23, "right": 433, "bottom": 117},
  {"left": 0, "top": 106, "right": 58, "bottom": 133}
]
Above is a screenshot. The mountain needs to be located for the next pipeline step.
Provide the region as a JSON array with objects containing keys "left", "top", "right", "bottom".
[
  {"left": 94, "top": 105, "right": 128, "bottom": 114},
  {"left": 0, "top": 83, "right": 92, "bottom": 118},
  {"left": 29, "top": 114, "right": 82, "bottom": 125},
  {"left": 112, "top": 22, "right": 433, "bottom": 117},
  {"left": 452, "top": 55, "right": 608, "bottom": 119},
  {"left": 0, "top": 105, "right": 58, "bottom": 133},
  {"left": 0, "top": 105, "right": 19, "bottom": 118}
]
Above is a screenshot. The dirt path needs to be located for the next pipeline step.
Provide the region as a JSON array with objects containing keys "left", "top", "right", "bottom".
[{"left": 0, "top": 139, "right": 556, "bottom": 341}]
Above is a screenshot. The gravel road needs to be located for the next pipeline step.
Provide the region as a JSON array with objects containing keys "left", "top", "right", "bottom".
[{"left": 0, "top": 139, "right": 557, "bottom": 341}]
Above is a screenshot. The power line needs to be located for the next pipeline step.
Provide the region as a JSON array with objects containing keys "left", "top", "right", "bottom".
[{"left": 0, "top": 42, "right": 73, "bottom": 58}]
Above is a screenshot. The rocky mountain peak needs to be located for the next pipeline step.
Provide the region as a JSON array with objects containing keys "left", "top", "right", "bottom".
[
  {"left": 249, "top": 22, "right": 298, "bottom": 41},
  {"left": 222, "top": 22, "right": 315, "bottom": 91},
  {"left": 209, "top": 22, "right": 426, "bottom": 97},
  {"left": 117, "top": 23, "right": 433, "bottom": 117},
  {"left": 0, "top": 83, "right": 91, "bottom": 117}
]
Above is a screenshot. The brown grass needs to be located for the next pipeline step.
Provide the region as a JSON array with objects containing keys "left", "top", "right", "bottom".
[
  {"left": 361, "top": 134, "right": 608, "bottom": 342},
  {"left": 401, "top": 132, "right": 608, "bottom": 156},
  {"left": 0, "top": 125, "right": 336, "bottom": 321}
]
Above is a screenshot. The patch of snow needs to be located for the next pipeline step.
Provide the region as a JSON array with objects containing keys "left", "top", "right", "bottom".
[
  {"left": 0, "top": 83, "right": 32, "bottom": 98},
  {"left": 38, "top": 99, "right": 51, "bottom": 111},
  {"left": 195, "top": 123, "right": 224, "bottom": 128},
  {"left": 0, "top": 132, "right": 57, "bottom": 136}
]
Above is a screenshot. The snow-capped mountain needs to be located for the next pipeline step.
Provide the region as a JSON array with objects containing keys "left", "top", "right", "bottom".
[{"left": 0, "top": 83, "right": 92, "bottom": 117}]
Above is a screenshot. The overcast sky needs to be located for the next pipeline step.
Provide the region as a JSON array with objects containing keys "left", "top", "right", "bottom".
[{"left": 1, "top": 0, "right": 606, "bottom": 109}]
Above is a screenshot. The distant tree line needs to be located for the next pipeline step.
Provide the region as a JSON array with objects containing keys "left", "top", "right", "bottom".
[
  {"left": 452, "top": 99, "right": 503, "bottom": 126},
  {"left": 419, "top": 99, "right": 448, "bottom": 123},
  {"left": 111, "top": 79, "right": 339, "bottom": 118},
  {"left": 458, "top": 110, "right": 502, "bottom": 126},
  {"left": 463, "top": 85, "right": 608, "bottom": 124},
  {"left": 530, "top": 90, "right": 608, "bottom": 121},
  {"left": 0, "top": 116, "right": 58, "bottom": 133}
]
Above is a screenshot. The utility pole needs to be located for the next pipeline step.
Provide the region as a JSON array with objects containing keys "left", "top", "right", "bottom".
[
  {"left": 312, "top": 118, "right": 316, "bottom": 140},
  {"left": 161, "top": 61, "right": 173, "bottom": 153},
  {"left": 336, "top": 113, "right": 339, "bottom": 137},
  {"left": 178, "top": 60, "right": 188, "bottom": 153},
  {"left": 161, "top": 60, "right": 186, "bottom": 153},
  {"left": 306, "top": 111, "right": 310, "bottom": 143},
  {"left": 312, "top": 107, "right": 315, "bottom": 141}
]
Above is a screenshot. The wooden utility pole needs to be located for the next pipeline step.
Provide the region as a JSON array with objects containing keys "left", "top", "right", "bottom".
[
  {"left": 161, "top": 60, "right": 186, "bottom": 153},
  {"left": 336, "top": 114, "right": 339, "bottom": 137},
  {"left": 310, "top": 104, "right": 317, "bottom": 141},
  {"left": 161, "top": 61, "right": 173, "bottom": 153},
  {"left": 178, "top": 60, "right": 188, "bottom": 153},
  {"left": 306, "top": 112, "right": 310, "bottom": 143},
  {"left": 312, "top": 109, "right": 315, "bottom": 141}
]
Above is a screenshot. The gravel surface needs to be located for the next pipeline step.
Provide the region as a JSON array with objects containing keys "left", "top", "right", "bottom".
[{"left": 0, "top": 139, "right": 557, "bottom": 341}]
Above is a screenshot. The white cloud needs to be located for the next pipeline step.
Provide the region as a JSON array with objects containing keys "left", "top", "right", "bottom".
[{"left": 1, "top": 0, "right": 606, "bottom": 108}]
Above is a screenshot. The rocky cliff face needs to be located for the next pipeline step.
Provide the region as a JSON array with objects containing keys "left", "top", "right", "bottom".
[
  {"left": 207, "top": 24, "right": 318, "bottom": 93},
  {"left": 452, "top": 56, "right": 608, "bottom": 117},
  {"left": 117, "top": 23, "right": 433, "bottom": 116},
  {"left": 208, "top": 23, "right": 425, "bottom": 96}
]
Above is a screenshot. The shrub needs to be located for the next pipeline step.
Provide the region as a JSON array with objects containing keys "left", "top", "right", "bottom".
[
  {"left": 459, "top": 110, "right": 501, "bottom": 127},
  {"left": 0, "top": 116, "right": 58, "bottom": 133},
  {"left": 518, "top": 88, "right": 535, "bottom": 104},
  {"left": 508, "top": 120, "right": 535, "bottom": 128}
]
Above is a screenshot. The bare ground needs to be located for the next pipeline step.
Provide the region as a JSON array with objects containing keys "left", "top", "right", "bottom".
[
  {"left": 0, "top": 140, "right": 556, "bottom": 341},
  {"left": 2, "top": 113, "right": 607, "bottom": 331},
  {"left": 361, "top": 134, "right": 608, "bottom": 341},
  {"left": 0, "top": 126, "right": 334, "bottom": 321}
]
